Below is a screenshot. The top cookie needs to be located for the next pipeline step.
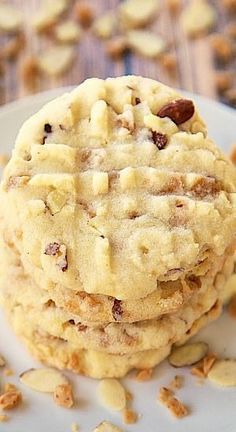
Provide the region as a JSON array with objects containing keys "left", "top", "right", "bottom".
[{"left": 1, "top": 76, "right": 236, "bottom": 300}]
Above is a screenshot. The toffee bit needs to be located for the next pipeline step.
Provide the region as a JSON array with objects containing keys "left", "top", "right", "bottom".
[{"left": 152, "top": 131, "right": 168, "bottom": 150}]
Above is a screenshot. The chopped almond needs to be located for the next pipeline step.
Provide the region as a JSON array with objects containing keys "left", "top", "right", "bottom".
[
  {"left": 53, "top": 383, "right": 74, "bottom": 408},
  {"left": 203, "top": 354, "right": 217, "bottom": 376},
  {"left": 191, "top": 365, "right": 205, "bottom": 378},
  {"left": 122, "top": 408, "right": 138, "bottom": 424},
  {"left": 159, "top": 387, "right": 174, "bottom": 403},
  {"left": 169, "top": 375, "right": 184, "bottom": 390},
  {"left": 0, "top": 391, "right": 22, "bottom": 410},
  {"left": 166, "top": 397, "right": 189, "bottom": 418},
  {"left": 125, "top": 390, "right": 133, "bottom": 402},
  {"left": 73, "top": 1, "right": 94, "bottom": 28},
  {"left": 4, "top": 383, "right": 17, "bottom": 393},
  {"left": 135, "top": 368, "right": 153, "bottom": 382}
]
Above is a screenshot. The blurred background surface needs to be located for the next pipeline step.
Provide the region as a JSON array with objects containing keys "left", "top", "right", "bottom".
[{"left": 0, "top": 0, "right": 235, "bottom": 107}]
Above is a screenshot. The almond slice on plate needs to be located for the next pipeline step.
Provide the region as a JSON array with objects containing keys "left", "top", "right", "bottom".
[
  {"left": 94, "top": 421, "right": 124, "bottom": 432},
  {"left": 20, "top": 368, "right": 69, "bottom": 392},
  {"left": 38, "top": 45, "right": 75, "bottom": 76},
  {"left": 0, "top": 3, "right": 23, "bottom": 33},
  {"left": 208, "top": 360, "right": 236, "bottom": 387},
  {"left": 98, "top": 379, "right": 126, "bottom": 411},
  {"left": 126, "top": 30, "right": 166, "bottom": 58},
  {"left": 168, "top": 342, "right": 209, "bottom": 367}
]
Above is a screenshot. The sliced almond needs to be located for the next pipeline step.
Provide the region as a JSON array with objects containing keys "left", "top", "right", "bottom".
[
  {"left": 98, "top": 379, "right": 126, "bottom": 411},
  {"left": 169, "top": 375, "right": 184, "bottom": 390},
  {"left": 0, "top": 354, "right": 6, "bottom": 367},
  {"left": 181, "top": 0, "right": 216, "bottom": 38},
  {"left": 94, "top": 422, "right": 124, "bottom": 432},
  {"left": 208, "top": 359, "right": 236, "bottom": 387},
  {"left": 38, "top": 45, "right": 75, "bottom": 76},
  {"left": 168, "top": 342, "right": 209, "bottom": 367},
  {"left": 53, "top": 383, "right": 74, "bottom": 408},
  {"left": 119, "top": 0, "right": 159, "bottom": 29},
  {"left": 20, "top": 368, "right": 69, "bottom": 393},
  {"left": 126, "top": 30, "right": 166, "bottom": 58},
  {"left": 0, "top": 3, "right": 22, "bottom": 33},
  {"left": 55, "top": 21, "right": 82, "bottom": 44},
  {"left": 122, "top": 408, "right": 138, "bottom": 424}
]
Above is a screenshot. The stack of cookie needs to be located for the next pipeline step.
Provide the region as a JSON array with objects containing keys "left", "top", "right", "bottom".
[{"left": 0, "top": 76, "right": 236, "bottom": 378}]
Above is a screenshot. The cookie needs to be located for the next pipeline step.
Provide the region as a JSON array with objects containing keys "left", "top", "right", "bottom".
[
  {"left": 1, "top": 252, "right": 232, "bottom": 355},
  {"left": 1, "top": 76, "right": 236, "bottom": 300},
  {"left": 6, "top": 297, "right": 222, "bottom": 379}
]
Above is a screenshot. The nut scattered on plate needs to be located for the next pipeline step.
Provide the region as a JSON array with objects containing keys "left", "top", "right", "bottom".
[
  {"left": 168, "top": 342, "right": 209, "bottom": 367},
  {"left": 135, "top": 368, "right": 153, "bottom": 381},
  {"left": 226, "top": 22, "right": 236, "bottom": 40},
  {"left": 20, "top": 57, "right": 40, "bottom": 91},
  {"left": 55, "top": 21, "right": 82, "bottom": 43},
  {"left": 160, "top": 53, "right": 178, "bottom": 76},
  {"left": 0, "top": 3, "right": 23, "bottom": 33},
  {"left": 208, "top": 359, "right": 236, "bottom": 387},
  {"left": 20, "top": 368, "right": 69, "bottom": 393},
  {"left": 122, "top": 408, "right": 138, "bottom": 424},
  {"left": 93, "top": 421, "right": 124, "bottom": 432},
  {"left": 126, "top": 30, "right": 166, "bottom": 58},
  {"left": 38, "top": 45, "right": 75, "bottom": 76},
  {"left": 53, "top": 383, "right": 74, "bottom": 408},
  {"left": 98, "top": 379, "right": 126, "bottom": 411},
  {"left": 181, "top": 0, "right": 216, "bottom": 38},
  {"left": 2, "top": 33, "right": 25, "bottom": 61},
  {"left": 3, "top": 368, "right": 14, "bottom": 376},
  {"left": 215, "top": 71, "right": 234, "bottom": 94},
  {"left": 158, "top": 387, "right": 188, "bottom": 419},
  {"left": 0, "top": 390, "right": 22, "bottom": 410},
  {"left": 119, "top": 0, "right": 159, "bottom": 29},
  {"left": 169, "top": 375, "right": 184, "bottom": 390}
]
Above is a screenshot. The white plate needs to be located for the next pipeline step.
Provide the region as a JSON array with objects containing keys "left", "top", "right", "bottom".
[{"left": 0, "top": 89, "right": 236, "bottom": 432}]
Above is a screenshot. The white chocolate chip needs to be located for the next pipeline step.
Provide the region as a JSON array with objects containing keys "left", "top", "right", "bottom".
[
  {"left": 55, "top": 21, "right": 82, "bottom": 43},
  {"left": 120, "top": 167, "right": 136, "bottom": 190},
  {"left": 90, "top": 100, "right": 108, "bottom": 140},
  {"left": 126, "top": 30, "right": 166, "bottom": 58},
  {"left": 93, "top": 172, "right": 109, "bottom": 195}
]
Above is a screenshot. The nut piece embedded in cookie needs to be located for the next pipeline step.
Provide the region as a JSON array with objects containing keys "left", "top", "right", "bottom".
[
  {"left": 157, "top": 99, "right": 195, "bottom": 125},
  {"left": 168, "top": 342, "right": 209, "bottom": 367},
  {"left": 20, "top": 368, "right": 69, "bottom": 392},
  {"left": 98, "top": 379, "right": 126, "bottom": 411}
]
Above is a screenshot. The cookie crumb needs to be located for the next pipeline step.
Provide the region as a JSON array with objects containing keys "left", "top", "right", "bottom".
[
  {"left": 169, "top": 375, "right": 184, "bottom": 390},
  {"left": 53, "top": 383, "right": 74, "bottom": 408},
  {"left": 135, "top": 368, "right": 153, "bottom": 381},
  {"left": 165, "top": 396, "right": 189, "bottom": 418},
  {"left": 159, "top": 387, "right": 174, "bottom": 403},
  {"left": 122, "top": 408, "right": 138, "bottom": 424}
]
